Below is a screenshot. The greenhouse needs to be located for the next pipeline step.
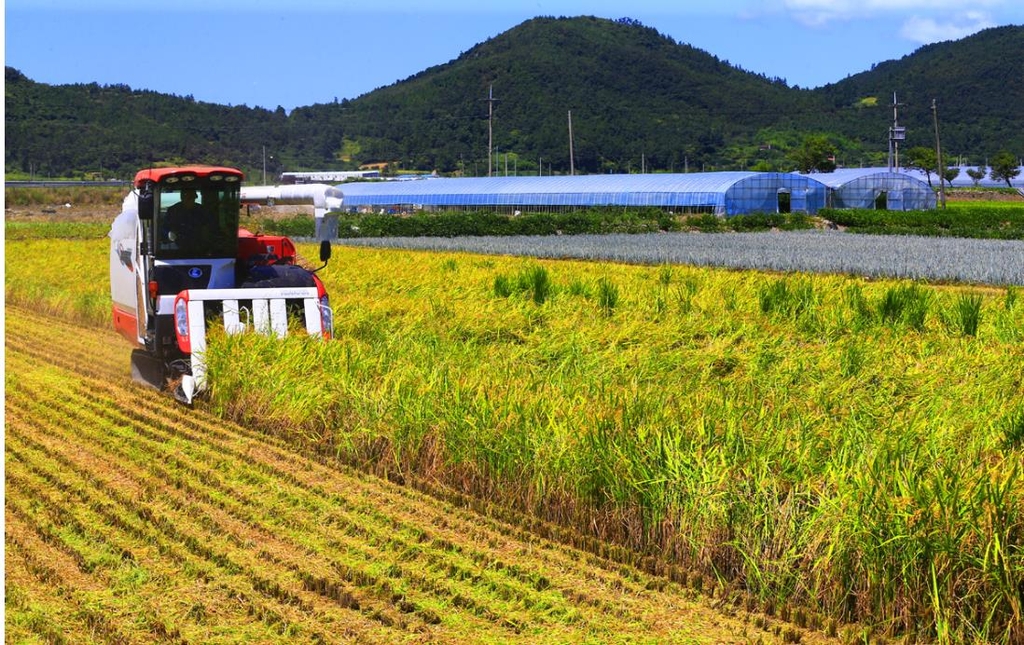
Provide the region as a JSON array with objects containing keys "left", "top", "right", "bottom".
[
  {"left": 809, "top": 168, "right": 937, "bottom": 210},
  {"left": 337, "top": 172, "right": 828, "bottom": 216}
]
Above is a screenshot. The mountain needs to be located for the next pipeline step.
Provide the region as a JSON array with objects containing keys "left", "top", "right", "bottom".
[
  {"left": 290, "top": 16, "right": 814, "bottom": 175},
  {"left": 816, "top": 24, "right": 1024, "bottom": 165},
  {"left": 4, "top": 67, "right": 291, "bottom": 178},
  {"left": 5, "top": 18, "right": 1023, "bottom": 179}
]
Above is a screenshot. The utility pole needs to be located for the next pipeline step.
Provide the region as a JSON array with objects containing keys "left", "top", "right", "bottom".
[
  {"left": 483, "top": 85, "right": 499, "bottom": 177},
  {"left": 888, "top": 92, "right": 906, "bottom": 172},
  {"left": 568, "top": 110, "right": 575, "bottom": 176},
  {"left": 932, "top": 99, "right": 946, "bottom": 209}
]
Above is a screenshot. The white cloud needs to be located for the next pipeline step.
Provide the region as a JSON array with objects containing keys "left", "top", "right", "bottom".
[
  {"left": 899, "top": 12, "right": 997, "bottom": 43},
  {"left": 782, "top": 0, "right": 1006, "bottom": 26}
]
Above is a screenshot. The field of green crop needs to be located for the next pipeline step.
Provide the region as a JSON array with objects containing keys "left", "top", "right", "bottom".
[{"left": 6, "top": 222, "right": 1024, "bottom": 643}]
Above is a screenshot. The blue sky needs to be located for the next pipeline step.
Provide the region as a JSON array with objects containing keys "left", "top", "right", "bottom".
[{"left": 5, "top": 0, "right": 1023, "bottom": 111}]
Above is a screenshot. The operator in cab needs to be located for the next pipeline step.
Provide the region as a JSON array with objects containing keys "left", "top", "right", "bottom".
[
  {"left": 166, "top": 188, "right": 205, "bottom": 233},
  {"left": 157, "top": 184, "right": 238, "bottom": 259}
]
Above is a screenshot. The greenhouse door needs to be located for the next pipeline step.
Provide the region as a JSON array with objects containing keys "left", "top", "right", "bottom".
[
  {"left": 777, "top": 189, "right": 791, "bottom": 214},
  {"left": 875, "top": 190, "right": 888, "bottom": 210}
]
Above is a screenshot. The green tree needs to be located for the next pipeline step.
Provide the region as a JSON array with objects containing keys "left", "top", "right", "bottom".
[
  {"left": 905, "top": 146, "right": 937, "bottom": 187},
  {"left": 990, "top": 151, "right": 1021, "bottom": 187},
  {"left": 942, "top": 165, "right": 960, "bottom": 188},
  {"left": 966, "top": 166, "right": 987, "bottom": 186},
  {"left": 789, "top": 134, "right": 836, "bottom": 173}
]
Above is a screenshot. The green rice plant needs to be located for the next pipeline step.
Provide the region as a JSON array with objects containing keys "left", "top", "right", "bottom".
[
  {"left": 843, "top": 283, "right": 875, "bottom": 329},
  {"left": 658, "top": 264, "right": 673, "bottom": 287},
  {"left": 758, "top": 277, "right": 816, "bottom": 319},
  {"left": 526, "top": 265, "right": 551, "bottom": 304},
  {"left": 491, "top": 264, "right": 551, "bottom": 304},
  {"left": 944, "top": 292, "right": 983, "bottom": 337},
  {"left": 653, "top": 293, "right": 667, "bottom": 318},
  {"left": 493, "top": 274, "right": 513, "bottom": 298},
  {"left": 993, "top": 294, "right": 1023, "bottom": 343},
  {"left": 878, "top": 283, "right": 931, "bottom": 331},
  {"left": 668, "top": 275, "right": 699, "bottom": 314},
  {"left": 596, "top": 277, "right": 619, "bottom": 316},
  {"left": 999, "top": 406, "right": 1024, "bottom": 450},
  {"left": 567, "top": 278, "right": 590, "bottom": 298}
]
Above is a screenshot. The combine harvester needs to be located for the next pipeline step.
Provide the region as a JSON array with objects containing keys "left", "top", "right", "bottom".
[{"left": 109, "top": 165, "right": 343, "bottom": 403}]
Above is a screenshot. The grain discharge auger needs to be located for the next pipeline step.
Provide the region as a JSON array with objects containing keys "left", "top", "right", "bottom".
[{"left": 109, "top": 165, "right": 342, "bottom": 404}]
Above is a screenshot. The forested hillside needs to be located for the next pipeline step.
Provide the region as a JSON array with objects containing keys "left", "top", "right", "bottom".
[
  {"left": 5, "top": 17, "right": 1023, "bottom": 179},
  {"left": 817, "top": 24, "right": 1024, "bottom": 166}
]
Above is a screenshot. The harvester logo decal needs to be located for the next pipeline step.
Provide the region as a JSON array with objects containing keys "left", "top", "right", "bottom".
[
  {"left": 188, "top": 267, "right": 203, "bottom": 279},
  {"left": 116, "top": 241, "right": 134, "bottom": 273}
]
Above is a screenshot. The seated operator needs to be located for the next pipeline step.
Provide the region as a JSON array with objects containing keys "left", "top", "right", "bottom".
[{"left": 165, "top": 188, "right": 207, "bottom": 243}]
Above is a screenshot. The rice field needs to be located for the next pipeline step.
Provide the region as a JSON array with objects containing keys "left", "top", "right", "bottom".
[
  {"left": 6, "top": 305, "right": 815, "bottom": 644},
  {"left": 6, "top": 227, "right": 1024, "bottom": 643},
  {"left": 209, "top": 243, "right": 1024, "bottom": 643}
]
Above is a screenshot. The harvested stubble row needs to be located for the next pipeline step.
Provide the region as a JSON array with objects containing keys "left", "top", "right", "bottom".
[{"left": 4, "top": 306, "right": 827, "bottom": 644}]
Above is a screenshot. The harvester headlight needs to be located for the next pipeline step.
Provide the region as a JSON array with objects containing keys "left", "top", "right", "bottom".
[{"left": 173, "top": 298, "right": 191, "bottom": 354}]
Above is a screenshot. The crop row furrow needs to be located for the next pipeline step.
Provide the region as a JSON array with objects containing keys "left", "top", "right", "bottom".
[
  {"left": 5, "top": 354, "right": 534, "bottom": 637},
  {"left": 5, "top": 466, "right": 333, "bottom": 645},
  {"left": 4, "top": 508, "right": 140, "bottom": 645},
  {"left": 5, "top": 448, "right": 204, "bottom": 644},
  {"left": 4, "top": 398, "right": 410, "bottom": 644},
  {"left": 44, "top": 392, "right": 554, "bottom": 634},
  {"left": 72, "top": 373, "right": 664, "bottom": 620},
  {"left": 5, "top": 393, "right": 425, "bottom": 642},
  {"left": 5, "top": 307, "right": 127, "bottom": 378}
]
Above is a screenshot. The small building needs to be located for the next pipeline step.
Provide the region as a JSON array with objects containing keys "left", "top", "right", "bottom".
[
  {"left": 336, "top": 172, "right": 828, "bottom": 216},
  {"left": 808, "top": 169, "right": 937, "bottom": 210},
  {"left": 280, "top": 170, "right": 379, "bottom": 184}
]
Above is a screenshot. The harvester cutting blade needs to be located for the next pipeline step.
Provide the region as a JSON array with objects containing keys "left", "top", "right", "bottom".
[{"left": 130, "top": 349, "right": 166, "bottom": 391}]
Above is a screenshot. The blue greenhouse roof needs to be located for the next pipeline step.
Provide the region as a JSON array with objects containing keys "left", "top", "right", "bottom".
[
  {"left": 337, "top": 172, "right": 817, "bottom": 209},
  {"left": 801, "top": 168, "right": 932, "bottom": 189}
]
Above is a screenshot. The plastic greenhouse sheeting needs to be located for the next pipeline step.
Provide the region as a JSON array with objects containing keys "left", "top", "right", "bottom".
[
  {"left": 803, "top": 169, "right": 937, "bottom": 210},
  {"left": 337, "top": 172, "right": 827, "bottom": 215}
]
